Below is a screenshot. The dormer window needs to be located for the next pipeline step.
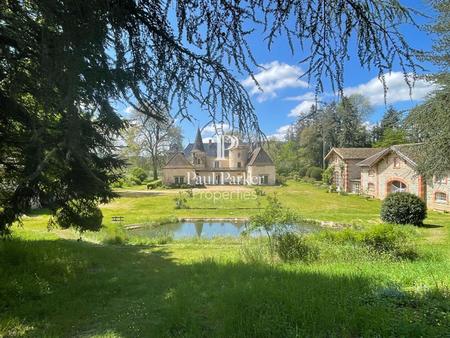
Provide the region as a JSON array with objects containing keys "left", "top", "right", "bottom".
[
  {"left": 197, "top": 158, "right": 201, "bottom": 164},
  {"left": 393, "top": 157, "right": 401, "bottom": 169}
]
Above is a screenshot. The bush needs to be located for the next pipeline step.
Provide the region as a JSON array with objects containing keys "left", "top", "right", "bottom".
[
  {"left": 130, "top": 167, "right": 148, "bottom": 184},
  {"left": 146, "top": 179, "right": 162, "bottom": 190},
  {"left": 306, "top": 166, "right": 323, "bottom": 181},
  {"left": 111, "top": 178, "right": 125, "bottom": 188},
  {"left": 322, "top": 165, "right": 334, "bottom": 185},
  {"left": 319, "top": 223, "right": 418, "bottom": 260},
  {"left": 274, "top": 232, "right": 319, "bottom": 262},
  {"left": 254, "top": 187, "right": 266, "bottom": 196},
  {"left": 298, "top": 166, "right": 308, "bottom": 178},
  {"left": 381, "top": 192, "right": 427, "bottom": 226},
  {"left": 275, "top": 175, "right": 287, "bottom": 186}
]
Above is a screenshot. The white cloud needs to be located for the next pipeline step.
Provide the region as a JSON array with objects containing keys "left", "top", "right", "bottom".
[
  {"left": 285, "top": 91, "right": 316, "bottom": 101},
  {"left": 242, "top": 61, "right": 309, "bottom": 102},
  {"left": 124, "top": 106, "right": 134, "bottom": 115},
  {"left": 344, "top": 72, "right": 437, "bottom": 106},
  {"left": 268, "top": 124, "right": 292, "bottom": 141},
  {"left": 288, "top": 100, "right": 318, "bottom": 117},
  {"left": 363, "top": 121, "right": 376, "bottom": 131},
  {"left": 202, "top": 123, "right": 231, "bottom": 135}
]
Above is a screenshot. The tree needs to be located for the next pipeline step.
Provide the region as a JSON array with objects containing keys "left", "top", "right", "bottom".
[
  {"left": 0, "top": 1, "right": 421, "bottom": 235},
  {"left": 373, "top": 129, "right": 408, "bottom": 148},
  {"left": 405, "top": 0, "right": 450, "bottom": 177},
  {"left": 372, "top": 106, "right": 404, "bottom": 143},
  {"left": 336, "top": 96, "right": 371, "bottom": 147},
  {"left": 128, "top": 109, "right": 183, "bottom": 180}
]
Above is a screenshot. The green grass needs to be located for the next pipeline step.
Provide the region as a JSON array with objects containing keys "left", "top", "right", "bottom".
[{"left": 1, "top": 181, "right": 449, "bottom": 337}]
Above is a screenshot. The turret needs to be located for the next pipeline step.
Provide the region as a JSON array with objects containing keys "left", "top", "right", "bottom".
[{"left": 192, "top": 128, "right": 206, "bottom": 168}]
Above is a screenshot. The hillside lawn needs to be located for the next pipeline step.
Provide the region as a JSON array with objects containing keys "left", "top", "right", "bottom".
[{"left": 1, "top": 181, "right": 449, "bottom": 337}]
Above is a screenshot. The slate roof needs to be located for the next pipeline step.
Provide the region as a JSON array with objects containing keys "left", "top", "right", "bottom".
[
  {"left": 247, "top": 147, "right": 274, "bottom": 166},
  {"left": 184, "top": 142, "right": 233, "bottom": 158},
  {"left": 163, "top": 152, "right": 194, "bottom": 169},
  {"left": 324, "top": 147, "right": 383, "bottom": 161},
  {"left": 192, "top": 128, "right": 205, "bottom": 152}
]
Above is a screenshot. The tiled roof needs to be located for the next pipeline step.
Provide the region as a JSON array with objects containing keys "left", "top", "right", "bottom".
[
  {"left": 247, "top": 147, "right": 274, "bottom": 166},
  {"left": 356, "top": 148, "right": 390, "bottom": 167},
  {"left": 356, "top": 143, "right": 423, "bottom": 168},
  {"left": 325, "top": 147, "right": 383, "bottom": 160},
  {"left": 163, "top": 152, "right": 193, "bottom": 169}
]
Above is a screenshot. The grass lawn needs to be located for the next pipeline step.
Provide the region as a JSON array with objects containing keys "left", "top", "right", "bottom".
[{"left": 1, "top": 181, "right": 449, "bottom": 337}]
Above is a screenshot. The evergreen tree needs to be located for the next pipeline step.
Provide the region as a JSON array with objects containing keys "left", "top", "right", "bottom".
[
  {"left": 372, "top": 106, "right": 404, "bottom": 143},
  {"left": 0, "top": 1, "right": 422, "bottom": 234},
  {"left": 406, "top": 0, "right": 450, "bottom": 177},
  {"left": 336, "top": 96, "right": 371, "bottom": 147}
]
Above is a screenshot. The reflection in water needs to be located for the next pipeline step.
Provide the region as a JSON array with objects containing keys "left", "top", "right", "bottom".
[{"left": 127, "top": 221, "right": 320, "bottom": 240}]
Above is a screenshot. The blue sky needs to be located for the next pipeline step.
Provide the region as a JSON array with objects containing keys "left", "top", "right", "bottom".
[{"left": 123, "top": 0, "right": 439, "bottom": 145}]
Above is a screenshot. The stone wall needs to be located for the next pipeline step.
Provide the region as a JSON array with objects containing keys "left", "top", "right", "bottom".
[
  {"left": 374, "top": 153, "right": 420, "bottom": 200},
  {"left": 162, "top": 168, "right": 196, "bottom": 185},
  {"left": 247, "top": 165, "right": 276, "bottom": 185},
  {"left": 426, "top": 176, "right": 450, "bottom": 212}
]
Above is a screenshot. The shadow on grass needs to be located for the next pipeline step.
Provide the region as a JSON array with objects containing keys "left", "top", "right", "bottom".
[
  {"left": 419, "top": 223, "right": 444, "bottom": 228},
  {"left": 0, "top": 238, "right": 448, "bottom": 337}
]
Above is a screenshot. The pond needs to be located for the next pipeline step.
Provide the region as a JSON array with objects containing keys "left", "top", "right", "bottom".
[{"left": 126, "top": 220, "right": 321, "bottom": 239}]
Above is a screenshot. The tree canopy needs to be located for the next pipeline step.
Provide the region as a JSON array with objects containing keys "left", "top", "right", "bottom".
[
  {"left": 406, "top": 0, "right": 449, "bottom": 177},
  {"left": 0, "top": 0, "right": 421, "bottom": 235}
]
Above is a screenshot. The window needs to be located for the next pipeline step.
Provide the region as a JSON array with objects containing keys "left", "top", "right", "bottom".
[
  {"left": 390, "top": 180, "right": 407, "bottom": 193},
  {"left": 368, "top": 169, "right": 375, "bottom": 177},
  {"left": 174, "top": 176, "right": 184, "bottom": 184},
  {"left": 259, "top": 175, "right": 269, "bottom": 185},
  {"left": 393, "top": 157, "right": 401, "bottom": 168},
  {"left": 237, "top": 162, "right": 241, "bottom": 168},
  {"left": 435, "top": 192, "right": 447, "bottom": 204},
  {"left": 237, "top": 152, "right": 241, "bottom": 158},
  {"left": 352, "top": 182, "right": 360, "bottom": 194},
  {"left": 197, "top": 158, "right": 201, "bottom": 164},
  {"left": 368, "top": 183, "right": 375, "bottom": 193},
  {"left": 214, "top": 161, "right": 220, "bottom": 168}
]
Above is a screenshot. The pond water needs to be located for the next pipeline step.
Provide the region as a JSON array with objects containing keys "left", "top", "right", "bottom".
[{"left": 127, "top": 221, "right": 321, "bottom": 239}]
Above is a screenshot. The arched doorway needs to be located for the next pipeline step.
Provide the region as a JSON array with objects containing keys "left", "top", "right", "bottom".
[{"left": 388, "top": 180, "right": 407, "bottom": 193}]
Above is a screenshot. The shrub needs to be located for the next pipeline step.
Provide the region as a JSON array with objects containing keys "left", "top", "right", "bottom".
[
  {"left": 319, "top": 224, "right": 418, "bottom": 260},
  {"left": 298, "top": 166, "right": 308, "bottom": 177},
  {"left": 111, "top": 178, "right": 125, "bottom": 188},
  {"left": 275, "top": 175, "right": 287, "bottom": 186},
  {"left": 254, "top": 187, "right": 266, "bottom": 196},
  {"left": 307, "top": 166, "right": 323, "bottom": 181},
  {"left": 126, "top": 175, "right": 142, "bottom": 186},
  {"left": 174, "top": 192, "right": 189, "bottom": 209},
  {"left": 147, "top": 179, "right": 162, "bottom": 190},
  {"left": 322, "top": 165, "right": 334, "bottom": 185},
  {"left": 130, "top": 167, "right": 148, "bottom": 184},
  {"left": 381, "top": 192, "right": 427, "bottom": 226},
  {"left": 274, "top": 232, "right": 319, "bottom": 262}
]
